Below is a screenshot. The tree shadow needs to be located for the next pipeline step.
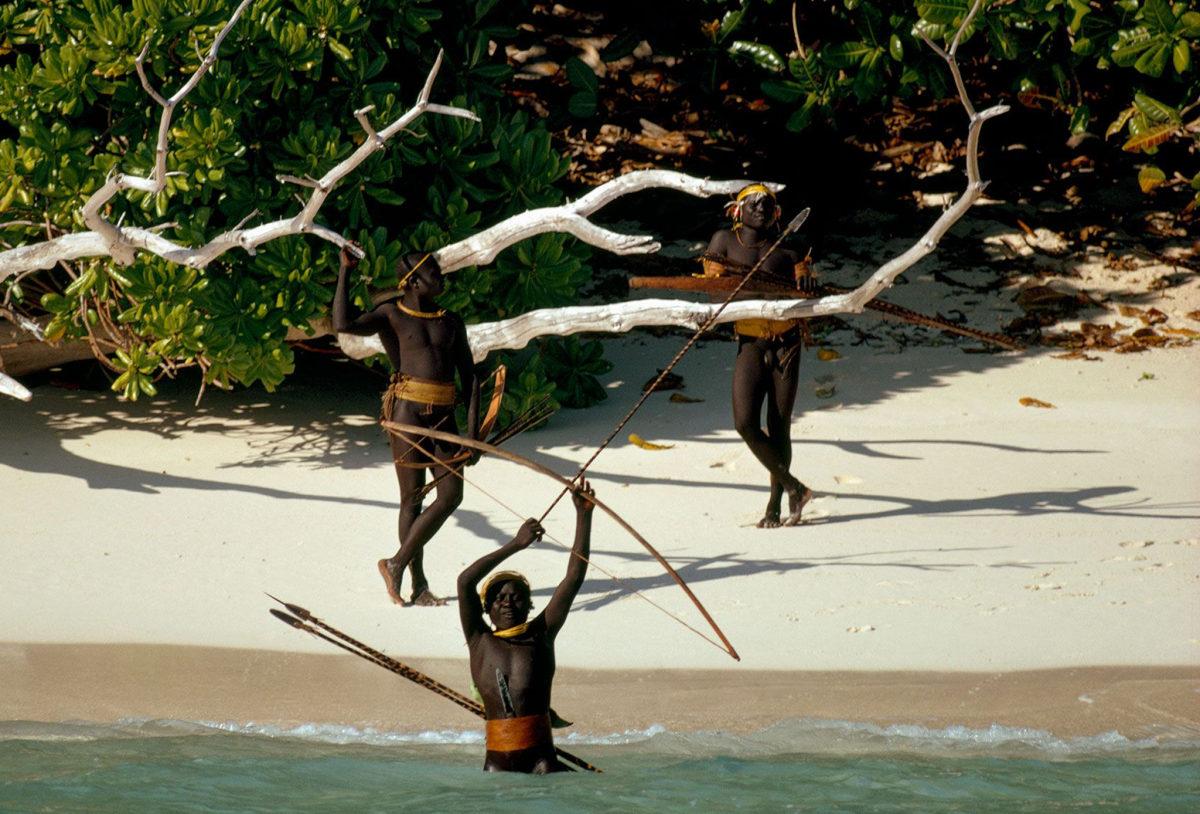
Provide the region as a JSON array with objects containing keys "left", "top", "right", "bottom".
[
  {"left": 533, "top": 544, "right": 1065, "bottom": 613},
  {"left": 811, "top": 485, "right": 1200, "bottom": 526}
]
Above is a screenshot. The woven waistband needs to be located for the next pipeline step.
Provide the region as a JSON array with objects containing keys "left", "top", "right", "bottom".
[
  {"left": 381, "top": 375, "right": 455, "bottom": 420},
  {"left": 485, "top": 713, "right": 553, "bottom": 753},
  {"left": 735, "top": 318, "right": 799, "bottom": 340}
]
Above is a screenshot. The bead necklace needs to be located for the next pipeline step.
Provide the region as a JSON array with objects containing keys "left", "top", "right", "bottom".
[{"left": 397, "top": 302, "right": 446, "bottom": 319}]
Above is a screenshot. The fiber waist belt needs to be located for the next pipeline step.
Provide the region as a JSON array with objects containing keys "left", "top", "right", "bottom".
[
  {"left": 381, "top": 375, "right": 455, "bottom": 419},
  {"left": 485, "top": 713, "right": 553, "bottom": 753},
  {"left": 735, "top": 318, "right": 799, "bottom": 340}
]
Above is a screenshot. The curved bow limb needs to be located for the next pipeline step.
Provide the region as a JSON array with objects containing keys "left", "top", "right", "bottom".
[{"left": 382, "top": 420, "right": 741, "bottom": 662}]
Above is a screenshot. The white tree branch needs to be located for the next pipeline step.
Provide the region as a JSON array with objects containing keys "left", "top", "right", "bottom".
[
  {"left": 81, "top": 0, "right": 255, "bottom": 265},
  {"left": 433, "top": 170, "right": 784, "bottom": 272},
  {"left": 0, "top": 46, "right": 477, "bottom": 281},
  {"left": 0, "top": 370, "right": 31, "bottom": 401}
]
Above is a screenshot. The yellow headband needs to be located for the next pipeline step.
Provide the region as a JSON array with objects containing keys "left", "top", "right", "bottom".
[
  {"left": 736, "top": 183, "right": 776, "bottom": 202},
  {"left": 479, "top": 570, "right": 531, "bottom": 607},
  {"left": 398, "top": 253, "right": 432, "bottom": 289}
]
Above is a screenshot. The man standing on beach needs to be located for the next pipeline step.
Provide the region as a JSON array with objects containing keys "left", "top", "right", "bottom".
[
  {"left": 457, "top": 479, "right": 595, "bottom": 773},
  {"left": 334, "top": 247, "right": 481, "bottom": 606},
  {"left": 703, "top": 184, "right": 816, "bottom": 528}
]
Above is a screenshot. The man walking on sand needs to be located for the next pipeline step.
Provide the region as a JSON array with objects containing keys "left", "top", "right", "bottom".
[{"left": 334, "top": 246, "right": 481, "bottom": 606}]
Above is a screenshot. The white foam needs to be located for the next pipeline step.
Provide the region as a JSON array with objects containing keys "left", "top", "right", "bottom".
[{"left": 2, "top": 717, "right": 1196, "bottom": 759}]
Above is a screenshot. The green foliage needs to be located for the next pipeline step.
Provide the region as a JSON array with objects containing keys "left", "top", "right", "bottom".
[
  {"left": 626, "top": 0, "right": 1197, "bottom": 203},
  {"left": 542, "top": 336, "right": 612, "bottom": 409},
  {"left": 0, "top": 0, "right": 605, "bottom": 405},
  {"left": 787, "top": 0, "right": 1200, "bottom": 200}
]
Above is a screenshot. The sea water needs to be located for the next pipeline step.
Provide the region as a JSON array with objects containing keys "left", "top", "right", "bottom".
[{"left": 1, "top": 718, "right": 1196, "bottom": 813}]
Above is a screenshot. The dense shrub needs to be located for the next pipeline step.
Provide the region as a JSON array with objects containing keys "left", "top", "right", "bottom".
[{"left": 0, "top": 0, "right": 608, "bottom": 409}]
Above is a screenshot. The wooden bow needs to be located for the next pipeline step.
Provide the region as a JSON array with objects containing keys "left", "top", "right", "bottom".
[{"left": 381, "top": 420, "right": 740, "bottom": 661}]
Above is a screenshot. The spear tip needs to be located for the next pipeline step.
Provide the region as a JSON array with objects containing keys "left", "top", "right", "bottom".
[{"left": 785, "top": 207, "right": 811, "bottom": 233}]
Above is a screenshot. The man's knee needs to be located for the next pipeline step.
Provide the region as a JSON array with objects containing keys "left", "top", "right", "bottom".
[
  {"left": 435, "top": 485, "right": 463, "bottom": 512},
  {"left": 733, "top": 415, "right": 759, "bottom": 440}
]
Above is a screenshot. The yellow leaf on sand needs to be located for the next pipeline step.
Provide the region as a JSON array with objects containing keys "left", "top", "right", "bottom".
[
  {"left": 817, "top": 348, "right": 840, "bottom": 361},
  {"left": 629, "top": 433, "right": 674, "bottom": 450},
  {"left": 1019, "top": 397, "right": 1056, "bottom": 409}
]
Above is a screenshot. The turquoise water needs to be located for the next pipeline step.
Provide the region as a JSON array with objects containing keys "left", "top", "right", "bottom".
[{"left": 1, "top": 719, "right": 1197, "bottom": 813}]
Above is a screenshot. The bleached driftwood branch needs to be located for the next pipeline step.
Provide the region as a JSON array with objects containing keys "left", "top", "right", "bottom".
[
  {"left": 0, "top": 370, "right": 31, "bottom": 401},
  {"left": 433, "top": 170, "right": 783, "bottom": 272},
  {"left": 0, "top": 27, "right": 477, "bottom": 279}
]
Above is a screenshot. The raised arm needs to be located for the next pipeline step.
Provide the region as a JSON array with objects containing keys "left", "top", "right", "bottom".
[
  {"left": 458, "top": 519, "right": 544, "bottom": 641},
  {"left": 333, "top": 246, "right": 391, "bottom": 335},
  {"left": 543, "top": 480, "right": 594, "bottom": 639}
]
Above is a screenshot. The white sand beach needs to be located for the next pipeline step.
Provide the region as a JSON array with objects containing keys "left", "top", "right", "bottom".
[{"left": 3, "top": 330, "right": 1197, "bottom": 739}]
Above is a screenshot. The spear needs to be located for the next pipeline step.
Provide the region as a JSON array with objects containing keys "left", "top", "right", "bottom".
[{"left": 267, "top": 596, "right": 601, "bottom": 773}]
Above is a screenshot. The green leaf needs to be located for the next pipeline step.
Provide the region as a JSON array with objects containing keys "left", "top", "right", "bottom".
[
  {"left": 915, "top": 0, "right": 969, "bottom": 27},
  {"left": 1070, "top": 104, "right": 1091, "bottom": 136},
  {"left": 822, "top": 41, "right": 874, "bottom": 69},
  {"left": 1134, "top": 41, "right": 1173, "bottom": 75},
  {"left": 728, "top": 40, "right": 783, "bottom": 71},
  {"left": 600, "top": 29, "right": 642, "bottom": 62},
  {"left": 761, "top": 78, "right": 806, "bottom": 103},
  {"left": 565, "top": 57, "right": 599, "bottom": 95},
  {"left": 1142, "top": 0, "right": 1176, "bottom": 34},
  {"left": 567, "top": 91, "right": 597, "bottom": 118},
  {"left": 1133, "top": 93, "right": 1181, "bottom": 123},
  {"left": 1106, "top": 106, "right": 1136, "bottom": 138},
  {"left": 1173, "top": 40, "right": 1192, "bottom": 73}
]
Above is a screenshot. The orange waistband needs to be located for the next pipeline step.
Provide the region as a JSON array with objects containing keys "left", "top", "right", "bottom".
[
  {"left": 735, "top": 318, "right": 798, "bottom": 339},
  {"left": 485, "top": 713, "right": 553, "bottom": 753}
]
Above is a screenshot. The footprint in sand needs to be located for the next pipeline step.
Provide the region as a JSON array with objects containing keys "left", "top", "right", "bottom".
[
  {"left": 846, "top": 625, "right": 875, "bottom": 633},
  {"left": 1120, "top": 540, "right": 1154, "bottom": 548},
  {"left": 1025, "top": 583, "right": 1062, "bottom": 591},
  {"left": 834, "top": 475, "right": 862, "bottom": 485}
]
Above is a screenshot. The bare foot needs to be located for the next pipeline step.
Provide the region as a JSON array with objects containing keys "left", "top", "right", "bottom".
[
  {"left": 756, "top": 507, "right": 782, "bottom": 529},
  {"left": 378, "top": 559, "right": 408, "bottom": 606},
  {"left": 411, "top": 586, "right": 447, "bottom": 606},
  {"left": 783, "top": 483, "right": 813, "bottom": 527}
]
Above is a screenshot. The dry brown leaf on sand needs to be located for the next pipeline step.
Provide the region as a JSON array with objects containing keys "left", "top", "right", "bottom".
[
  {"left": 1020, "top": 397, "right": 1056, "bottom": 409},
  {"left": 642, "top": 370, "right": 685, "bottom": 392},
  {"left": 629, "top": 433, "right": 674, "bottom": 450},
  {"left": 669, "top": 393, "right": 704, "bottom": 403}
]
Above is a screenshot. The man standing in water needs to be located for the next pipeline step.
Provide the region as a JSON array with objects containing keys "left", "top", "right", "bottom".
[
  {"left": 334, "top": 247, "right": 481, "bottom": 605},
  {"left": 704, "top": 184, "right": 816, "bottom": 528},
  {"left": 457, "top": 479, "right": 594, "bottom": 773}
]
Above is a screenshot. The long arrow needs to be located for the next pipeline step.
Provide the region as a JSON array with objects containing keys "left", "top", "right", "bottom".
[{"left": 267, "top": 596, "right": 601, "bottom": 773}]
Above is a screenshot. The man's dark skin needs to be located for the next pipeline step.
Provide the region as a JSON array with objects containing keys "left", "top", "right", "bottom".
[
  {"left": 457, "top": 480, "right": 594, "bottom": 773},
  {"left": 706, "top": 191, "right": 814, "bottom": 528},
  {"left": 333, "top": 247, "right": 481, "bottom": 605}
]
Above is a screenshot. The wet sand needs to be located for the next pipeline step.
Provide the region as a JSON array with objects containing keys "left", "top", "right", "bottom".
[{"left": 3, "top": 643, "right": 1197, "bottom": 740}]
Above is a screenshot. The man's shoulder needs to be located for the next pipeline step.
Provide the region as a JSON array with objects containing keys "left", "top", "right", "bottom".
[{"left": 709, "top": 228, "right": 737, "bottom": 246}]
